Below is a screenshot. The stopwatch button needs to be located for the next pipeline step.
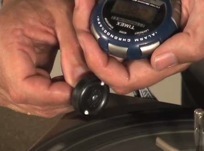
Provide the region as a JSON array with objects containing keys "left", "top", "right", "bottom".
[
  {"left": 140, "top": 42, "right": 160, "bottom": 57},
  {"left": 108, "top": 43, "right": 128, "bottom": 58}
]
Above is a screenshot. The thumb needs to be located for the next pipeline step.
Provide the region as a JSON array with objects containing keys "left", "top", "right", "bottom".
[{"left": 151, "top": 32, "right": 199, "bottom": 71}]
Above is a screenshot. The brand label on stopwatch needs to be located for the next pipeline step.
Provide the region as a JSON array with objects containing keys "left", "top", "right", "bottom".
[
  {"left": 97, "top": 16, "right": 158, "bottom": 43},
  {"left": 111, "top": 16, "right": 147, "bottom": 32},
  {"left": 116, "top": 22, "right": 135, "bottom": 30}
]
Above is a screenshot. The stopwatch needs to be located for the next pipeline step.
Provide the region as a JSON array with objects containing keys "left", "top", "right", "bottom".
[{"left": 91, "top": 0, "right": 181, "bottom": 59}]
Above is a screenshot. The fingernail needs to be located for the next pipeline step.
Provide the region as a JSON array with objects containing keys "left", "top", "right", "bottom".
[{"left": 153, "top": 53, "right": 178, "bottom": 71}]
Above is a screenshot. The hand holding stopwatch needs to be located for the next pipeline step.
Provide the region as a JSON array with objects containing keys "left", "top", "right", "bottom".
[
  {"left": 91, "top": 0, "right": 181, "bottom": 59},
  {"left": 72, "top": 0, "right": 181, "bottom": 117}
]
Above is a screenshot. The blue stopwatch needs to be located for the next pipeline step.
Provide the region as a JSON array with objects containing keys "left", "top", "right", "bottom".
[{"left": 91, "top": 0, "right": 181, "bottom": 60}]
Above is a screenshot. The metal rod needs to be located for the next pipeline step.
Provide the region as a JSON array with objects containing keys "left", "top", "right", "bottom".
[{"left": 194, "top": 109, "right": 204, "bottom": 151}]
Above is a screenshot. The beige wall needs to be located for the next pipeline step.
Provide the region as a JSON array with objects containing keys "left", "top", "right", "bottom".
[{"left": 150, "top": 73, "right": 181, "bottom": 105}]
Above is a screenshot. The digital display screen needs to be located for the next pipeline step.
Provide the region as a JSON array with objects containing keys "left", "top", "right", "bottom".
[{"left": 111, "top": 0, "right": 158, "bottom": 24}]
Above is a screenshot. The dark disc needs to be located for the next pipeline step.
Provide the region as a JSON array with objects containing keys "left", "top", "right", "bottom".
[{"left": 72, "top": 74, "right": 110, "bottom": 116}]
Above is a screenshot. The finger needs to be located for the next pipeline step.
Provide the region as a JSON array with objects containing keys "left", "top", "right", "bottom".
[
  {"left": 54, "top": 2, "right": 88, "bottom": 87},
  {"left": 78, "top": 31, "right": 189, "bottom": 94},
  {"left": 73, "top": 0, "right": 131, "bottom": 87},
  {"left": 151, "top": 31, "right": 201, "bottom": 71},
  {"left": 78, "top": 32, "right": 129, "bottom": 87},
  {"left": 21, "top": 73, "right": 72, "bottom": 106},
  {"left": 73, "top": 0, "right": 129, "bottom": 91},
  {"left": 4, "top": 46, "right": 72, "bottom": 107}
]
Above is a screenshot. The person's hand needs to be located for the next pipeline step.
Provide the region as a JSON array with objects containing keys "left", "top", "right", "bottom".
[
  {"left": 0, "top": 0, "right": 88, "bottom": 118},
  {"left": 73, "top": 0, "right": 201, "bottom": 94}
]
